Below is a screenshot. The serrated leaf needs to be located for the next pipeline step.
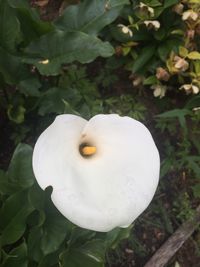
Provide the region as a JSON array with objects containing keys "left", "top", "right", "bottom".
[
  {"left": 187, "top": 156, "right": 200, "bottom": 178},
  {"left": 24, "top": 31, "right": 114, "bottom": 75},
  {"left": 185, "top": 95, "right": 200, "bottom": 109},
  {"left": 187, "top": 51, "right": 200, "bottom": 60},
  {"left": 55, "top": 0, "right": 129, "bottom": 35},
  {"left": 156, "top": 109, "right": 192, "bottom": 130},
  {"left": 156, "top": 109, "right": 191, "bottom": 119}
]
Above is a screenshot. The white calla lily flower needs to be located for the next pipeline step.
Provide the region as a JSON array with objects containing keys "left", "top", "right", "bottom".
[{"left": 32, "top": 114, "right": 160, "bottom": 232}]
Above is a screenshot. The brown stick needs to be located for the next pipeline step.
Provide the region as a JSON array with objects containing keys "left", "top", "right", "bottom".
[{"left": 144, "top": 205, "right": 200, "bottom": 267}]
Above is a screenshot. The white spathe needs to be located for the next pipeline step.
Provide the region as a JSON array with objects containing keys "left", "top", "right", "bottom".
[{"left": 32, "top": 114, "right": 160, "bottom": 232}]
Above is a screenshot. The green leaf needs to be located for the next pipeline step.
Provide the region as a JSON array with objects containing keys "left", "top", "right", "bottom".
[
  {"left": 185, "top": 95, "right": 200, "bottom": 109},
  {"left": 156, "top": 109, "right": 192, "bottom": 130},
  {"left": 78, "top": 240, "right": 106, "bottom": 262},
  {"left": 148, "top": 0, "right": 162, "bottom": 7},
  {"left": 7, "top": 104, "right": 26, "bottom": 124},
  {"left": 0, "top": 190, "right": 34, "bottom": 245},
  {"left": 186, "top": 156, "right": 200, "bottom": 178},
  {"left": 164, "top": 0, "right": 179, "bottom": 8},
  {"left": 2, "top": 242, "right": 28, "bottom": 267},
  {"left": 68, "top": 227, "right": 96, "bottom": 246},
  {"left": 24, "top": 31, "right": 114, "bottom": 75},
  {"left": 132, "top": 45, "right": 156, "bottom": 73},
  {"left": 105, "top": 226, "right": 132, "bottom": 249},
  {"left": 60, "top": 248, "right": 104, "bottom": 267},
  {"left": 0, "top": 0, "right": 21, "bottom": 51},
  {"left": 192, "top": 184, "right": 200, "bottom": 198},
  {"left": 158, "top": 39, "right": 181, "bottom": 61},
  {"left": 189, "top": 0, "right": 200, "bottom": 3},
  {"left": 27, "top": 227, "right": 44, "bottom": 262},
  {"left": 18, "top": 77, "right": 41, "bottom": 97},
  {"left": 0, "top": 173, "right": 21, "bottom": 196},
  {"left": 55, "top": 0, "right": 129, "bottom": 35},
  {"left": 0, "top": 47, "right": 29, "bottom": 85},
  {"left": 28, "top": 187, "right": 73, "bottom": 260},
  {"left": 40, "top": 214, "right": 70, "bottom": 255},
  {"left": 156, "top": 109, "right": 191, "bottom": 119},
  {"left": 193, "top": 60, "right": 200, "bottom": 74},
  {"left": 179, "top": 46, "right": 188, "bottom": 58},
  {"left": 0, "top": 144, "right": 34, "bottom": 195},
  {"left": 7, "top": 143, "right": 35, "bottom": 189},
  {"left": 8, "top": 0, "right": 53, "bottom": 43},
  {"left": 38, "top": 87, "right": 69, "bottom": 115},
  {"left": 28, "top": 183, "right": 45, "bottom": 212},
  {"left": 187, "top": 51, "right": 200, "bottom": 60},
  {"left": 143, "top": 75, "right": 158, "bottom": 85},
  {"left": 28, "top": 221, "right": 68, "bottom": 261},
  {"left": 160, "top": 158, "right": 173, "bottom": 177},
  {"left": 38, "top": 251, "right": 61, "bottom": 267}
]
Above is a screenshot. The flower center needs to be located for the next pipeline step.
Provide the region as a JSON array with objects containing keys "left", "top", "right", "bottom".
[{"left": 79, "top": 143, "right": 96, "bottom": 157}]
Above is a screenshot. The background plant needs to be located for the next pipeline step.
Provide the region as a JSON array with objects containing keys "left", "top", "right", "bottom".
[{"left": 0, "top": 0, "right": 200, "bottom": 266}]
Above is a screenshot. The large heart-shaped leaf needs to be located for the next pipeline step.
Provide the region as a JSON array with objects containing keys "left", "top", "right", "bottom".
[
  {"left": 55, "top": 0, "right": 129, "bottom": 35},
  {"left": 24, "top": 31, "right": 114, "bottom": 75}
]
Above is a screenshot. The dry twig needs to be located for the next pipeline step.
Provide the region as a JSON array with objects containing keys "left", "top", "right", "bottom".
[{"left": 144, "top": 205, "right": 200, "bottom": 267}]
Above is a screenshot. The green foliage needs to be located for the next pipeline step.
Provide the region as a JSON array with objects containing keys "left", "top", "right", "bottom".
[
  {"left": 0, "top": 0, "right": 200, "bottom": 266},
  {"left": 105, "top": 94, "right": 147, "bottom": 121},
  {"left": 0, "top": 0, "right": 129, "bottom": 124},
  {"left": 0, "top": 144, "right": 132, "bottom": 267},
  {"left": 111, "top": 0, "right": 200, "bottom": 98},
  {"left": 24, "top": 31, "right": 114, "bottom": 76},
  {"left": 55, "top": 0, "right": 129, "bottom": 34}
]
